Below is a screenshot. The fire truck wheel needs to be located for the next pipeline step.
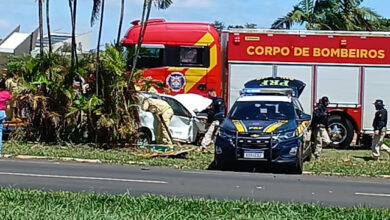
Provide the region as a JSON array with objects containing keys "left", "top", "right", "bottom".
[{"left": 328, "top": 115, "right": 354, "bottom": 148}]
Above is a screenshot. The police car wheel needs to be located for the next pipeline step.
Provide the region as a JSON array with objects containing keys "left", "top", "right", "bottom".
[
  {"left": 214, "top": 155, "right": 231, "bottom": 171},
  {"left": 290, "top": 144, "right": 303, "bottom": 174},
  {"left": 328, "top": 115, "right": 354, "bottom": 148}
]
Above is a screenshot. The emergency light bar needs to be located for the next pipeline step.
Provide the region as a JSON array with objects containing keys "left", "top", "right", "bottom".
[{"left": 241, "top": 88, "right": 295, "bottom": 96}]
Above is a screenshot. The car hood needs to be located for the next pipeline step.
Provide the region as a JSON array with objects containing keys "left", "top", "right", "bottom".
[
  {"left": 174, "top": 93, "right": 212, "bottom": 116},
  {"left": 221, "top": 119, "right": 298, "bottom": 134}
]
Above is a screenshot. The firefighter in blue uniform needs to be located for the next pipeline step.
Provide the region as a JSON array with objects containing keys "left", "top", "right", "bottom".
[
  {"left": 312, "top": 96, "right": 331, "bottom": 159},
  {"left": 201, "top": 89, "right": 225, "bottom": 150},
  {"left": 371, "top": 99, "right": 390, "bottom": 161}
]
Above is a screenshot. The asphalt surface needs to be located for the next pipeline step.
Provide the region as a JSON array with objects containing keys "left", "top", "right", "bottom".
[{"left": 0, "top": 159, "right": 390, "bottom": 208}]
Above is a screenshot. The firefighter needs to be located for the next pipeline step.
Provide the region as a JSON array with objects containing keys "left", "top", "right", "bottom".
[
  {"left": 312, "top": 96, "right": 331, "bottom": 159},
  {"left": 141, "top": 97, "right": 174, "bottom": 145},
  {"left": 371, "top": 99, "right": 390, "bottom": 161},
  {"left": 201, "top": 89, "right": 225, "bottom": 150},
  {"left": 5, "top": 74, "right": 20, "bottom": 120}
]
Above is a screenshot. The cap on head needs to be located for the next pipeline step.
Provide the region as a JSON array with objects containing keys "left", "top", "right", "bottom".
[
  {"left": 374, "top": 99, "right": 384, "bottom": 106},
  {"left": 321, "top": 96, "right": 329, "bottom": 103}
]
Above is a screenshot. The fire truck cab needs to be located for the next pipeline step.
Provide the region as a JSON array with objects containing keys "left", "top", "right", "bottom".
[{"left": 122, "top": 19, "right": 221, "bottom": 96}]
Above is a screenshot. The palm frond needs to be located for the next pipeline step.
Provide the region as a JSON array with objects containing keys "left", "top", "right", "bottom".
[
  {"left": 90, "top": 0, "right": 102, "bottom": 26},
  {"left": 154, "top": 0, "right": 173, "bottom": 9},
  {"left": 271, "top": 7, "right": 305, "bottom": 29}
]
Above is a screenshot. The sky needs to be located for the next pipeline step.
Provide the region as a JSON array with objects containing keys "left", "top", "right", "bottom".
[{"left": 1, "top": 0, "right": 389, "bottom": 47}]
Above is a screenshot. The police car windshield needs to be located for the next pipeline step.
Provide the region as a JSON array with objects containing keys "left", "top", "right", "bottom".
[{"left": 229, "top": 101, "right": 295, "bottom": 121}]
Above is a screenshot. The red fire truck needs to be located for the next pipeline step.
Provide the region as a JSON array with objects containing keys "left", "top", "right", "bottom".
[{"left": 122, "top": 19, "right": 390, "bottom": 148}]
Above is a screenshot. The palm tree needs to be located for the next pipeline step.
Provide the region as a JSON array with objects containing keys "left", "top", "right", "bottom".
[
  {"left": 327, "top": 0, "right": 379, "bottom": 31},
  {"left": 271, "top": 0, "right": 326, "bottom": 29},
  {"left": 116, "top": 0, "right": 125, "bottom": 47},
  {"left": 91, "top": 0, "right": 106, "bottom": 96},
  {"left": 271, "top": 0, "right": 379, "bottom": 31},
  {"left": 130, "top": 0, "right": 172, "bottom": 80},
  {"left": 37, "top": 0, "right": 44, "bottom": 56},
  {"left": 68, "top": 0, "right": 78, "bottom": 69},
  {"left": 46, "top": 0, "right": 52, "bottom": 54}
]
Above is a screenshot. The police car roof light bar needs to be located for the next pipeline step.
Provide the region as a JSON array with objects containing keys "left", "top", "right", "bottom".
[{"left": 241, "top": 88, "right": 295, "bottom": 96}]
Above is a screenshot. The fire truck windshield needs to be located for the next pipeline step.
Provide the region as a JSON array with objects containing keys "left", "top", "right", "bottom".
[
  {"left": 125, "top": 45, "right": 210, "bottom": 70},
  {"left": 126, "top": 45, "right": 164, "bottom": 69}
]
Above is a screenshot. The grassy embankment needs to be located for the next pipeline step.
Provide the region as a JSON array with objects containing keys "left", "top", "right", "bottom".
[
  {"left": 3, "top": 141, "right": 390, "bottom": 177},
  {"left": 0, "top": 188, "right": 389, "bottom": 219}
]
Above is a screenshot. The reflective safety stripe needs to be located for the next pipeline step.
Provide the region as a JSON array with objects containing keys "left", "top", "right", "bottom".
[
  {"left": 296, "top": 121, "right": 310, "bottom": 135},
  {"left": 264, "top": 121, "right": 288, "bottom": 133},
  {"left": 232, "top": 120, "right": 246, "bottom": 133}
]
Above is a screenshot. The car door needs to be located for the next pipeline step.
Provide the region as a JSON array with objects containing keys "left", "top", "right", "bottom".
[{"left": 160, "top": 96, "right": 195, "bottom": 143}]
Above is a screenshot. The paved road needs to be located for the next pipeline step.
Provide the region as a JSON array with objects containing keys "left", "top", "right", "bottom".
[{"left": 0, "top": 159, "right": 390, "bottom": 208}]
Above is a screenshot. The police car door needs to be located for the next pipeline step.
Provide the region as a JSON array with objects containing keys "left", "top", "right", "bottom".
[{"left": 161, "top": 97, "right": 195, "bottom": 143}]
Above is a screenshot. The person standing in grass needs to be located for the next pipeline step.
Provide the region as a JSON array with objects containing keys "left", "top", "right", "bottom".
[
  {"left": 312, "top": 96, "right": 331, "bottom": 159},
  {"left": 0, "top": 78, "right": 12, "bottom": 157},
  {"left": 371, "top": 99, "right": 390, "bottom": 161}
]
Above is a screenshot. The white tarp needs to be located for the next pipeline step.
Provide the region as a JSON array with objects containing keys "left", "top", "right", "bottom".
[{"left": 174, "top": 93, "right": 212, "bottom": 115}]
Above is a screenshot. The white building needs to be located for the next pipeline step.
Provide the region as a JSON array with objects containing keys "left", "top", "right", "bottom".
[{"left": 31, "top": 31, "right": 92, "bottom": 56}]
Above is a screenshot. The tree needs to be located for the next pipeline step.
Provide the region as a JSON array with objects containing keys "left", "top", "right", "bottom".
[
  {"left": 46, "top": 0, "right": 52, "bottom": 54},
  {"left": 227, "top": 25, "right": 244, "bottom": 29},
  {"left": 372, "top": 18, "right": 390, "bottom": 31},
  {"left": 212, "top": 20, "right": 225, "bottom": 34},
  {"left": 271, "top": 0, "right": 380, "bottom": 31},
  {"left": 116, "top": 0, "right": 125, "bottom": 47},
  {"left": 68, "top": 0, "right": 78, "bottom": 69},
  {"left": 245, "top": 23, "right": 257, "bottom": 29},
  {"left": 37, "top": 0, "right": 44, "bottom": 56},
  {"left": 130, "top": 0, "right": 173, "bottom": 80},
  {"left": 91, "top": 0, "right": 106, "bottom": 96}
]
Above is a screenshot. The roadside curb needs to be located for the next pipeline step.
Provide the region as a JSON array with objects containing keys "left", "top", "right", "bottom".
[
  {"left": 3, "top": 154, "right": 102, "bottom": 164},
  {"left": 2, "top": 154, "right": 149, "bottom": 166}
]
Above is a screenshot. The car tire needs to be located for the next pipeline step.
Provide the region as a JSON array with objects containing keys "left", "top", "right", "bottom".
[
  {"left": 290, "top": 144, "right": 303, "bottom": 174},
  {"left": 328, "top": 115, "right": 354, "bottom": 148},
  {"left": 137, "top": 131, "right": 151, "bottom": 145},
  {"left": 214, "top": 154, "right": 231, "bottom": 171}
]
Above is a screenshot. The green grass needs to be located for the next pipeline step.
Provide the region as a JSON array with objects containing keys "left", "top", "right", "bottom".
[
  {"left": 0, "top": 187, "right": 389, "bottom": 219},
  {"left": 304, "top": 148, "right": 390, "bottom": 176},
  {"left": 3, "top": 141, "right": 390, "bottom": 177},
  {"left": 2, "top": 141, "right": 214, "bottom": 170}
]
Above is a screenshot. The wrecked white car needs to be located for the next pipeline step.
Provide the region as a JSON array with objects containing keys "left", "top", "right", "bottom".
[{"left": 137, "top": 92, "right": 211, "bottom": 145}]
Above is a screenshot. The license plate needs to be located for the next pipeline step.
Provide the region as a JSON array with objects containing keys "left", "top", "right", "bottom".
[{"left": 244, "top": 151, "right": 264, "bottom": 159}]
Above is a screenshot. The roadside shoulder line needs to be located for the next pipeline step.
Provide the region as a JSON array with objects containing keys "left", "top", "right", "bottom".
[
  {"left": 0, "top": 171, "right": 167, "bottom": 184},
  {"left": 355, "top": 192, "right": 390, "bottom": 198}
]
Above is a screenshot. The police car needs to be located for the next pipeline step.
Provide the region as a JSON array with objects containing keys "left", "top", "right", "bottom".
[{"left": 214, "top": 77, "right": 312, "bottom": 174}]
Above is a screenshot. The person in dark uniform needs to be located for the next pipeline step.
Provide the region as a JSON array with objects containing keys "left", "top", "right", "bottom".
[
  {"left": 201, "top": 89, "right": 225, "bottom": 150},
  {"left": 371, "top": 99, "right": 390, "bottom": 161},
  {"left": 312, "top": 96, "right": 331, "bottom": 159}
]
